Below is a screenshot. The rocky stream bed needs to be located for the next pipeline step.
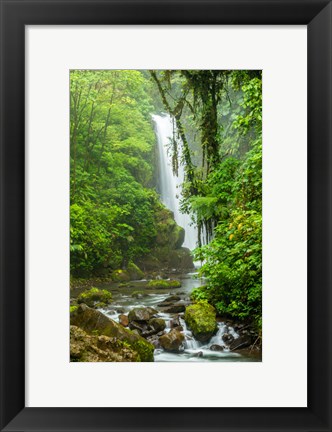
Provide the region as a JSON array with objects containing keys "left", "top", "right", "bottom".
[{"left": 70, "top": 272, "right": 261, "bottom": 362}]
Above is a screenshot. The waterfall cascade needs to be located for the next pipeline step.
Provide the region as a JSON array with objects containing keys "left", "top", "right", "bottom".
[{"left": 152, "top": 113, "right": 198, "bottom": 251}]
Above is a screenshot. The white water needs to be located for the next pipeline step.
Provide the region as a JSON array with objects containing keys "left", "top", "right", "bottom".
[
  {"left": 97, "top": 274, "right": 261, "bottom": 362},
  {"left": 152, "top": 113, "right": 198, "bottom": 251}
]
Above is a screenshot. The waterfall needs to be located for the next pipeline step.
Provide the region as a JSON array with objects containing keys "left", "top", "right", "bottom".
[
  {"left": 152, "top": 113, "right": 198, "bottom": 251},
  {"left": 202, "top": 323, "right": 240, "bottom": 352},
  {"left": 179, "top": 317, "right": 200, "bottom": 350}
]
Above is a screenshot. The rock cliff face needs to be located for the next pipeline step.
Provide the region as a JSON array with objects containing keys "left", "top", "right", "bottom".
[{"left": 136, "top": 207, "right": 194, "bottom": 273}]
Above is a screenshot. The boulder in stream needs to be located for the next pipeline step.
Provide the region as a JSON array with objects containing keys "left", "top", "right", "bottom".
[
  {"left": 128, "top": 307, "right": 158, "bottom": 322},
  {"left": 162, "top": 303, "right": 186, "bottom": 313},
  {"left": 111, "top": 269, "right": 131, "bottom": 282},
  {"left": 126, "top": 262, "right": 144, "bottom": 280},
  {"left": 222, "top": 333, "right": 234, "bottom": 344},
  {"left": 119, "top": 314, "right": 129, "bottom": 327},
  {"left": 168, "top": 247, "right": 195, "bottom": 270},
  {"left": 159, "top": 329, "right": 185, "bottom": 352},
  {"left": 229, "top": 335, "right": 252, "bottom": 351},
  {"left": 148, "top": 318, "right": 166, "bottom": 333},
  {"left": 77, "top": 287, "right": 112, "bottom": 309},
  {"left": 210, "top": 344, "right": 224, "bottom": 352},
  {"left": 147, "top": 279, "right": 181, "bottom": 289},
  {"left": 165, "top": 295, "right": 181, "bottom": 302},
  {"left": 184, "top": 302, "right": 218, "bottom": 342},
  {"left": 170, "top": 315, "right": 181, "bottom": 328}
]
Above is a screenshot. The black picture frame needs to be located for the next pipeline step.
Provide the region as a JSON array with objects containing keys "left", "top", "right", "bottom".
[{"left": 1, "top": 1, "right": 331, "bottom": 431}]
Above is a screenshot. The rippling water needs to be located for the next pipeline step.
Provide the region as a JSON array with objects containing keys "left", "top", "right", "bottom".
[{"left": 95, "top": 273, "right": 261, "bottom": 362}]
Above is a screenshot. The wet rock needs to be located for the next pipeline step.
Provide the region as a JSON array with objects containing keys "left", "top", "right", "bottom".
[
  {"left": 149, "top": 338, "right": 161, "bottom": 349},
  {"left": 184, "top": 302, "right": 218, "bottom": 342},
  {"left": 157, "top": 295, "right": 182, "bottom": 307},
  {"left": 70, "top": 325, "right": 139, "bottom": 362},
  {"left": 149, "top": 271, "right": 168, "bottom": 280},
  {"left": 222, "top": 333, "right": 234, "bottom": 344},
  {"left": 159, "top": 329, "right": 185, "bottom": 352},
  {"left": 162, "top": 303, "right": 186, "bottom": 313},
  {"left": 147, "top": 279, "right": 181, "bottom": 289},
  {"left": 210, "top": 344, "right": 224, "bottom": 352},
  {"left": 128, "top": 321, "right": 146, "bottom": 333},
  {"left": 154, "top": 208, "right": 185, "bottom": 249},
  {"left": 71, "top": 304, "right": 154, "bottom": 361},
  {"left": 111, "top": 269, "right": 131, "bottom": 283},
  {"left": 157, "top": 301, "right": 174, "bottom": 308},
  {"left": 168, "top": 247, "right": 194, "bottom": 270},
  {"left": 127, "top": 262, "right": 144, "bottom": 280},
  {"left": 128, "top": 307, "right": 158, "bottom": 322},
  {"left": 170, "top": 315, "right": 181, "bottom": 328},
  {"left": 77, "top": 287, "right": 112, "bottom": 308},
  {"left": 149, "top": 318, "right": 166, "bottom": 333},
  {"left": 230, "top": 335, "right": 252, "bottom": 351},
  {"left": 141, "top": 318, "right": 167, "bottom": 338},
  {"left": 172, "top": 325, "right": 184, "bottom": 332},
  {"left": 131, "top": 291, "right": 145, "bottom": 299},
  {"left": 136, "top": 256, "right": 161, "bottom": 272},
  {"left": 165, "top": 295, "right": 181, "bottom": 302},
  {"left": 119, "top": 314, "right": 129, "bottom": 327},
  {"left": 136, "top": 211, "right": 194, "bottom": 272}
]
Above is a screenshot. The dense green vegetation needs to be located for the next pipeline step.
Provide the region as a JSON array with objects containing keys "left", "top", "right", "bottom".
[
  {"left": 70, "top": 70, "right": 162, "bottom": 276},
  {"left": 70, "top": 69, "right": 262, "bottom": 334},
  {"left": 150, "top": 70, "right": 262, "bottom": 331}
]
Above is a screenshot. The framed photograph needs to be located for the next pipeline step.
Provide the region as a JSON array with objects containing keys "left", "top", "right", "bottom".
[{"left": 1, "top": 0, "right": 331, "bottom": 431}]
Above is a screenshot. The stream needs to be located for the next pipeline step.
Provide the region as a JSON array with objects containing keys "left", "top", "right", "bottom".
[
  {"left": 93, "top": 114, "right": 260, "bottom": 362},
  {"left": 97, "top": 273, "right": 260, "bottom": 362}
]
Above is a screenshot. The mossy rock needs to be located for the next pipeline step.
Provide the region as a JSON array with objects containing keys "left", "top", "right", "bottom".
[
  {"left": 70, "top": 325, "right": 139, "bottom": 362},
  {"left": 147, "top": 279, "right": 181, "bottom": 289},
  {"left": 127, "top": 262, "right": 144, "bottom": 280},
  {"left": 155, "top": 207, "right": 185, "bottom": 249},
  {"left": 184, "top": 302, "right": 218, "bottom": 342},
  {"left": 168, "top": 247, "right": 195, "bottom": 270},
  {"left": 174, "top": 225, "right": 185, "bottom": 249},
  {"left": 70, "top": 305, "right": 79, "bottom": 314},
  {"left": 77, "top": 287, "right": 112, "bottom": 308},
  {"left": 71, "top": 304, "right": 154, "bottom": 362},
  {"left": 142, "top": 247, "right": 194, "bottom": 272},
  {"left": 111, "top": 269, "right": 131, "bottom": 282},
  {"left": 136, "top": 255, "right": 161, "bottom": 272}
]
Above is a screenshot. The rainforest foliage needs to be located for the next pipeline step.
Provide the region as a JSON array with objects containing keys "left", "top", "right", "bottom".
[
  {"left": 70, "top": 70, "right": 162, "bottom": 276},
  {"left": 70, "top": 69, "right": 262, "bottom": 330},
  {"left": 150, "top": 70, "right": 262, "bottom": 329}
]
